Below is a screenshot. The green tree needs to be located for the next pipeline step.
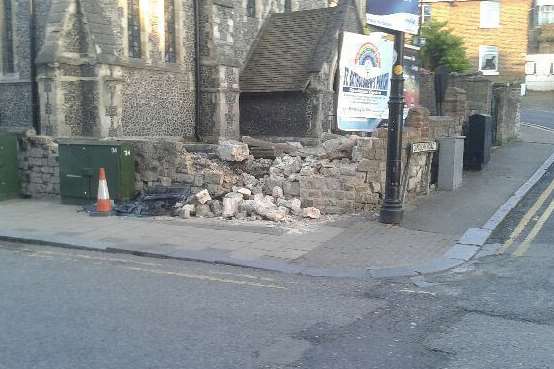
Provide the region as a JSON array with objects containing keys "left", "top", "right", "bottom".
[{"left": 420, "top": 20, "right": 472, "bottom": 73}]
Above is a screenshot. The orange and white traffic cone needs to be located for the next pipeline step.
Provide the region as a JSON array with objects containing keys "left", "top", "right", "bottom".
[{"left": 96, "top": 167, "right": 112, "bottom": 215}]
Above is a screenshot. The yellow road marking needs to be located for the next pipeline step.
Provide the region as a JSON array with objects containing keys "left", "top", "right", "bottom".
[
  {"left": 513, "top": 199, "right": 554, "bottom": 257},
  {"left": 497, "top": 179, "right": 554, "bottom": 254},
  {"left": 22, "top": 249, "right": 163, "bottom": 267},
  {"left": 11, "top": 247, "right": 286, "bottom": 290},
  {"left": 206, "top": 270, "right": 283, "bottom": 283},
  {"left": 121, "top": 266, "right": 286, "bottom": 289}
]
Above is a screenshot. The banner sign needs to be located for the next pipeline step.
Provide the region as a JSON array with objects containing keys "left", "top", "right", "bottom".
[
  {"left": 366, "top": 0, "right": 420, "bottom": 35},
  {"left": 337, "top": 32, "right": 394, "bottom": 132}
]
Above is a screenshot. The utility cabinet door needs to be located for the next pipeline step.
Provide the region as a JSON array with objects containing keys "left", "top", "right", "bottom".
[
  {"left": 118, "top": 144, "right": 135, "bottom": 201},
  {"left": 87, "top": 145, "right": 122, "bottom": 201},
  {"left": 0, "top": 135, "right": 20, "bottom": 200},
  {"left": 59, "top": 144, "right": 94, "bottom": 204}
]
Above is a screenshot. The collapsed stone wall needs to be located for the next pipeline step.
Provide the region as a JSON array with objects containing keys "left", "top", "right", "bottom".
[
  {"left": 15, "top": 111, "right": 461, "bottom": 216},
  {"left": 131, "top": 139, "right": 241, "bottom": 197}
]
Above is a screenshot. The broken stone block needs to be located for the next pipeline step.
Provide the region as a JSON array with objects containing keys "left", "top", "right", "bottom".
[
  {"left": 253, "top": 193, "right": 265, "bottom": 202},
  {"left": 283, "top": 181, "right": 300, "bottom": 197},
  {"left": 234, "top": 187, "right": 252, "bottom": 198},
  {"left": 264, "top": 207, "right": 287, "bottom": 222},
  {"left": 289, "top": 198, "right": 302, "bottom": 216},
  {"left": 223, "top": 197, "right": 242, "bottom": 218},
  {"left": 272, "top": 186, "right": 284, "bottom": 200},
  {"left": 245, "top": 158, "right": 272, "bottom": 178},
  {"left": 195, "top": 204, "right": 211, "bottom": 217},
  {"left": 241, "top": 172, "right": 258, "bottom": 189},
  {"left": 321, "top": 135, "right": 359, "bottom": 160},
  {"left": 278, "top": 206, "right": 290, "bottom": 216},
  {"left": 204, "top": 171, "right": 224, "bottom": 185},
  {"left": 225, "top": 192, "right": 244, "bottom": 200},
  {"left": 208, "top": 200, "right": 223, "bottom": 217},
  {"left": 194, "top": 189, "right": 212, "bottom": 205},
  {"left": 177, "top": 204, "right": 195, "bottom": 219},
  {"left": 276, "top": 198, "right": 302, "bottom": 216},
  {"left": 303, "top": 207, "right": 321, "bottom": 219},
  {"left": 263, "top": 175, "right": 285, "bottom": 194},
  {"left": 217, "top": 140, "right": 250, "bottom": 162},
  {"left": 240, "top": 199, "right": 257, "bottom": 215}
]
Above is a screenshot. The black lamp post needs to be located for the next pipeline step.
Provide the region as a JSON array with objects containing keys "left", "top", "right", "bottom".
[{"left": 380, "top": 30, "right": 405, "bottom": 225}]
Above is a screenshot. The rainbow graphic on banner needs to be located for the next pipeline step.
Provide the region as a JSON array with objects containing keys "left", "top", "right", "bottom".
[{"left": 354, "top": 42, "right": 381, "bottom": 68}]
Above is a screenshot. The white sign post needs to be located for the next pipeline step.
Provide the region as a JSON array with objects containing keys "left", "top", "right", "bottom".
[{"left": 337, "top": 32, "right": 394, "bottom": 132}]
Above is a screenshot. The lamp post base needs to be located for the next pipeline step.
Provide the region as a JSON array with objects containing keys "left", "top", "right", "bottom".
[{"left": 380, "top": 202, "right": 404, "bottom": 225}]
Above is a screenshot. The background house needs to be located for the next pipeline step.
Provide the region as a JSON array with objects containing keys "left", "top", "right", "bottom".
[
  {"left": 420, "top": 0, "right": 532, "bottom": 82},
  {"left": 526, "top": 0, "right": 554, "bottom": 91}
]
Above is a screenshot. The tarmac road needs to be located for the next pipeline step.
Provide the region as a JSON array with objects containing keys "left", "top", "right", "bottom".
[
  {"left": 521, "top": 91, "right": 554, "bottom": 130},
  {"left": 2, "top": 183, "right": 554, "bottom": 369}
]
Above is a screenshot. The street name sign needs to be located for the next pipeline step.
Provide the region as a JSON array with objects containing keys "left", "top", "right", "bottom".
[{"left": 411, "top": 141, "right": 438, "bottom": 153}]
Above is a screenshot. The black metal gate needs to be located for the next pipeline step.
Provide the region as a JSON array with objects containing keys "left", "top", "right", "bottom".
[{"left": 490, "top": 89, "right": 499, "bottom": 146}]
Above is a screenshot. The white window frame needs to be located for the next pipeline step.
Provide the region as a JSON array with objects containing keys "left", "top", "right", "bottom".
[
  {"left": 525, "top": 61, "right": 537, "bottom": 75},
  {"left": 0, "top": 0, "right": 16, "bottom": 76},
  {"left": 421, "top": 4, "right": 432, "bottom": 24},
  {"left": 538, "top": 5, "right": 554, "bottom": 26},
  {"left": 479, "top": 45, "right": 499, "bottom": 76},
  {"left": 480, "top": 1, "right": 500, "bottom": 29}
]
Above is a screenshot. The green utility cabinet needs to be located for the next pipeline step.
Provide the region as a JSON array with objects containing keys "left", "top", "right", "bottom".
[
  {"left": 59, "top": 140, "right": 135, "bottom": 204},
  {"left": 0, "top": 134, "right": 20, "bottom": 200}
]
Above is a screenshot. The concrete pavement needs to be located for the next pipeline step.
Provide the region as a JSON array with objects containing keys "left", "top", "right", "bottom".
[{"left": 2, "top": 125, "right": 553, "bottom": 277}]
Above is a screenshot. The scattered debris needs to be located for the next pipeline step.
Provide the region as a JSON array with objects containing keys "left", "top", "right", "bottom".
[{"left": 114, "top": 186, "right": 191, "bottom": 216}]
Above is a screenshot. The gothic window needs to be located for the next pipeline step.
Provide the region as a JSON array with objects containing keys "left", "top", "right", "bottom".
[
  {"left": 2, "top": 0, "right": 15, "bottom": 74},
  {"left": 247, "top": 0, "right": 256, "bottom": 17},
  {"left": 164, "top": 0, "right": 176, "bottom": 63},
  {"left": 284, "top": 0, "right": 291, "bottom": 12},
  {"left": 128, "top": 0, "right": 142, "bottom": 58}
]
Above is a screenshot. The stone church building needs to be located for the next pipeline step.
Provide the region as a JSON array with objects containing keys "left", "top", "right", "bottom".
[{"left": 0, "top": 0, "right": 365, "bottom": 143}]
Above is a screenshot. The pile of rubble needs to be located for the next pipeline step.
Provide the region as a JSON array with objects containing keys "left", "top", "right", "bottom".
[
  {"left": 174, "top": 183, "right": 321, "bottom": 222},
  {"left": 162, "top": 135, "right": 375, "bottom": 222}
]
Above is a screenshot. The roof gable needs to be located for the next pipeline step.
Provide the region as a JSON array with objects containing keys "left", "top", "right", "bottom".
[{"left": 240, "top": 0, "right": 363, "bottom": 93}]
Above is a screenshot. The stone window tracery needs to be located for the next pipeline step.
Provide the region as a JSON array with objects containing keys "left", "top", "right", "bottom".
[
  {"left": 1, "top": 0, "right": 15, "bottom": 74},
  {"left": 128, "top": 0, "right": 142, "bottom": 58},
  {"left": 164, "top": 0, "right": 177, "bottom": 63},
  {"left": 284, "top": 0, "right": 291, "bottom": 12},
  {"left": 247, "top": 0, "right": 256, "bottom": 17}
]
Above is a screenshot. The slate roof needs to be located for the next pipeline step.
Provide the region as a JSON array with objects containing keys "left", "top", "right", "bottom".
[
  {"left": 80, "top": 0, "right": 119, "bottom": 58},
  {"left": 240, "top": 1, "right": 359, "bottom": 93}
]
